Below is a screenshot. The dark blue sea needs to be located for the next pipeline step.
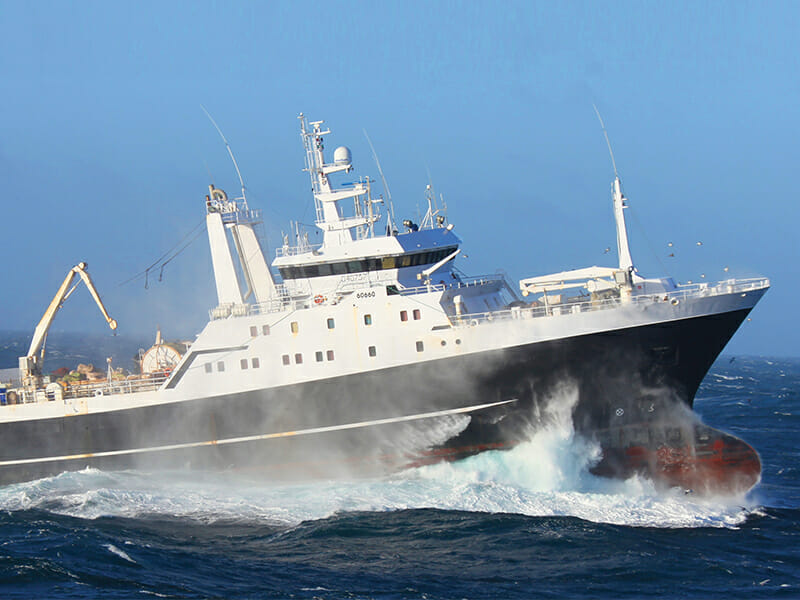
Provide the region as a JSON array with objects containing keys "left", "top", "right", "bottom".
[{"left": 1, "top": 356, "right": 798, "bottom": 599}]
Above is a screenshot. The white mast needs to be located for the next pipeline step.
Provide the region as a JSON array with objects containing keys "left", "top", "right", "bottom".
[
  {"left": 612, "top": 176, "right": 635, "bottom": 273},
  {"left": 299, "top": 114, "right": 380, "bottom": 247},
  {"left": 594, "top": 106, "right": 635, "bottom": 274}
]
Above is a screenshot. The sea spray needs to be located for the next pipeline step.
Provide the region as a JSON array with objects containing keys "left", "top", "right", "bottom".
[{"left": 0, "top": 402, "right": 757, "bottom": 529}]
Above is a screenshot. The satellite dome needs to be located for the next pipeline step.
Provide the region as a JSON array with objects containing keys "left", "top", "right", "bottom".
[{"left": 333, "top": 146, "right": 352, "bottom": 166}]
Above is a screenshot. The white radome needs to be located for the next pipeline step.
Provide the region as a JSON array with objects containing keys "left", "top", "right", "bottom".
[{"left": 333, "top": 145, "right": 352, "bottom": 165}]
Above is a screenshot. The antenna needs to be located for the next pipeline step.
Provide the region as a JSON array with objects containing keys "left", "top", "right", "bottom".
[
  {"left": 201, "top": 105, "right": 248, "bottom": 208},
  {"left": 593, "top": 105, "right": 635, "bottom": 274},
  {"left": 593, "top": 104, "right": 619, "bottom": 179},
  {"left": 425, "top": 166, "right": 439, "bottom": 212},
  {"left": 364, "top": 129, "right": 397, "bottom": 232}
]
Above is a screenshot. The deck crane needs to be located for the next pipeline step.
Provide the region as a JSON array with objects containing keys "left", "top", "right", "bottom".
[{"left": 19, "top": 262, "right": 117, "bottom": 388}]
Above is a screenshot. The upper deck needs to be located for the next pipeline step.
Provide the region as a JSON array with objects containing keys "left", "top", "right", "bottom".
[{"left": 1, "top": 275, "right": 768, "bottom": 407}]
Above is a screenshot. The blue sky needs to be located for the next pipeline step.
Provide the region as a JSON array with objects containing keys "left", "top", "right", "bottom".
[{"left": 0, "top": 0, "right": 796, "bottom": 356}]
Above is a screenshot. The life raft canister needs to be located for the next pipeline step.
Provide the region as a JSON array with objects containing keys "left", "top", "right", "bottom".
[{"left": 314, "top": 295, "right": 325, "bottom": 305}]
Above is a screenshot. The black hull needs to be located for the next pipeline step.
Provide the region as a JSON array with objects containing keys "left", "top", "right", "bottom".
[{"left": 0, "top": 307, "right": 757, "bottom": 492}]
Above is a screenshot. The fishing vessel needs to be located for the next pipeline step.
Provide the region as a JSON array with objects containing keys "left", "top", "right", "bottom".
[{"left": 0, "top": 114, "right": 769, "bottom": 493}]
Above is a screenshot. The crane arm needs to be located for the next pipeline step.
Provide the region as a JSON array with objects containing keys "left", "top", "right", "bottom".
[
  {"left": 76, "top": 267, "right": 118, "bottom": 332},
  {"left": 21, "top": 262, "right": 117, "bottom": 382}
]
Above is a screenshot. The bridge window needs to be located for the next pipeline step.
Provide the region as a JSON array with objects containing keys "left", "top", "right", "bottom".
[
  {"left": 282, "top": 354, "right": 290, "bottom": 366},
  {"left": 217, "top": 361, "right": 225, "bottom": 372},
  {"left": 327, "top": 350, "right": 335, "bottom": 361},
  {"left": 400, "top": 310, "right": 408, "bottom": 322},
  {"left": 240, "top": 359, "right": 248, "bottom": 370},
  {"left": 413, "top": 309, "right": 421, "bottom": 320},
  {"left": 327, "top": 318, "right": 335, "bottom": 330},
  {"left": 277, "top": 246, "right": 459, "bottom": 280},
  {"left": 364, "top": 314, "right": 372, "bottom": 326},
  {"left": 316, "top": 351, "right": 323, "bottom": 362},
  {"left": 252, "top": 358, "right": 260, "bottom": 368},
  {"left": 262, "top": 325, "right": 271, "bottom": 336},
  {"left": 204, "top": 363, "right": 212, "bottom": 374},
  {"left": 295, "top": 353, "right": 303, "bottom": 364},
  {"left": 250, "top": 326, "right": 258, "bottom": 337},
  {"left": 368, "top": 346, "right": 377, "bottom": 357},
  {"left": 290, "top": 321, "right": 299, "bottom": 334},
  {"left": 416, "top": 341, "right": 424, "bottom": 352}
]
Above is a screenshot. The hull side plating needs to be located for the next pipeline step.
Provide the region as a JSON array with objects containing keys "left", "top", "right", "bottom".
[{"left": 0, "top": 307, "right": 757, "bottom": 492}]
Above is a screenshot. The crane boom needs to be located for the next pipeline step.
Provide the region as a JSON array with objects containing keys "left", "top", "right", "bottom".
[{"left": 20, "top": 262, "right": 117, "bottom": 385}]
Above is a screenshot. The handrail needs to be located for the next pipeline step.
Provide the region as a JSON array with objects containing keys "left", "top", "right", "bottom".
[
  {"left": 451, "top": 277, "right": 770, "bottom": 328},
  {"left": 275, "top": 242, "right": 324, "bottom": 257},
  {"left": 6, "top": 276, "right": 768, "bottom": 407},
  {"left": 5, "top": 372, "right": 171, "bottom": 406},
  {"left": 209, "top": 276, "right": 768, "bottom": 321}
]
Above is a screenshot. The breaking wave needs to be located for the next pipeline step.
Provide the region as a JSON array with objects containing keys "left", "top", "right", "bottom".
[{"left": 0, "top": 387, "right": 758, "bottom": 530}]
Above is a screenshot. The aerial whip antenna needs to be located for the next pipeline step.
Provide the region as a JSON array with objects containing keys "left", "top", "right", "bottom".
[
  {"left": 201, "top": 105, "right": 248, "bottom": 208},
  {"left": 364, "top": 129, "right": 397, "bottom": 233},
  {"left": 593, "top": 104, "right": 619, "bottom": 179}
]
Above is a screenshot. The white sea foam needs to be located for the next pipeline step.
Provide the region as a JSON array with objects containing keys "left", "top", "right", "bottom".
[
  {"left": 104, "top": 543, "right": 136, "bottom": 563},
  {"left": 0, "top": 459, "right": 755, "bottom": 530},
  {"left": 0, "top": 395, "right": 758, "bottom": 530},
  {"left": 713, "top": 374, "right": 744, "bottom": 381}
]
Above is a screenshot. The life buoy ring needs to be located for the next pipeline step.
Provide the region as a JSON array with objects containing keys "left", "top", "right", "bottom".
[{"left": 314, "top": 295, "right": 325, "bottom": 305}]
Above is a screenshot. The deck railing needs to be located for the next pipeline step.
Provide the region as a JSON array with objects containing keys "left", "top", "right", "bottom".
[
  {"left": 209, "top": 275, "right": 769, "bottom": 322},
  {"left": 448, "top": 277, "right": 770, "bottom": 328},
  {"left": 6, "top": 277, "right": 768, "bottom": 407},
  {"left": 3, "top": 372, "right": 171, "bottom": 406}
]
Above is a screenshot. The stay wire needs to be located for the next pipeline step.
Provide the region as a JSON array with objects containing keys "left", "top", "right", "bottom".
[{"left": 118, "top": 217, "right": 207, "bottom": 288}]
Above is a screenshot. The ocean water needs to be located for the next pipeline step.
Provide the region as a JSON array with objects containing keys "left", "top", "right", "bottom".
[{"left": 0, "top": 356, "right": 798, "bottom": 599}]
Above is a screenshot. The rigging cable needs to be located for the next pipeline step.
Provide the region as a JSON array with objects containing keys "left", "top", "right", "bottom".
[{"left": 118, "top": 217, "right": 207, "bottom": 288}]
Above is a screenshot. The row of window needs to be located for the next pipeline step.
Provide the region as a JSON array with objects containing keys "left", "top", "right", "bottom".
[
  {"left": 282, "top": 350, "right": 336, "bottom": 365},
  {"left": 247, "top": 309, "right": 420, "bottom": 339},
  {"left": 203, "top": 336, "right": 464, "bottom": 374},
  {"left": 250, "top": 325, "right": 271, "bottom": 337},
  {"left": 204, "top": 357, "right": 261, "bottom": 373},
  {"left": 400, "top": 309, "right": 421, "bottom": 322},
  {"left": 277, "top": 247, "right": 458, "bottom": 280}
]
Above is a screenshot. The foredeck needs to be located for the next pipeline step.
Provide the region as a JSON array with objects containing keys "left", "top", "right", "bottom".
[{"left": 448, "top": 277, "right": 769, "bottom": 328}]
